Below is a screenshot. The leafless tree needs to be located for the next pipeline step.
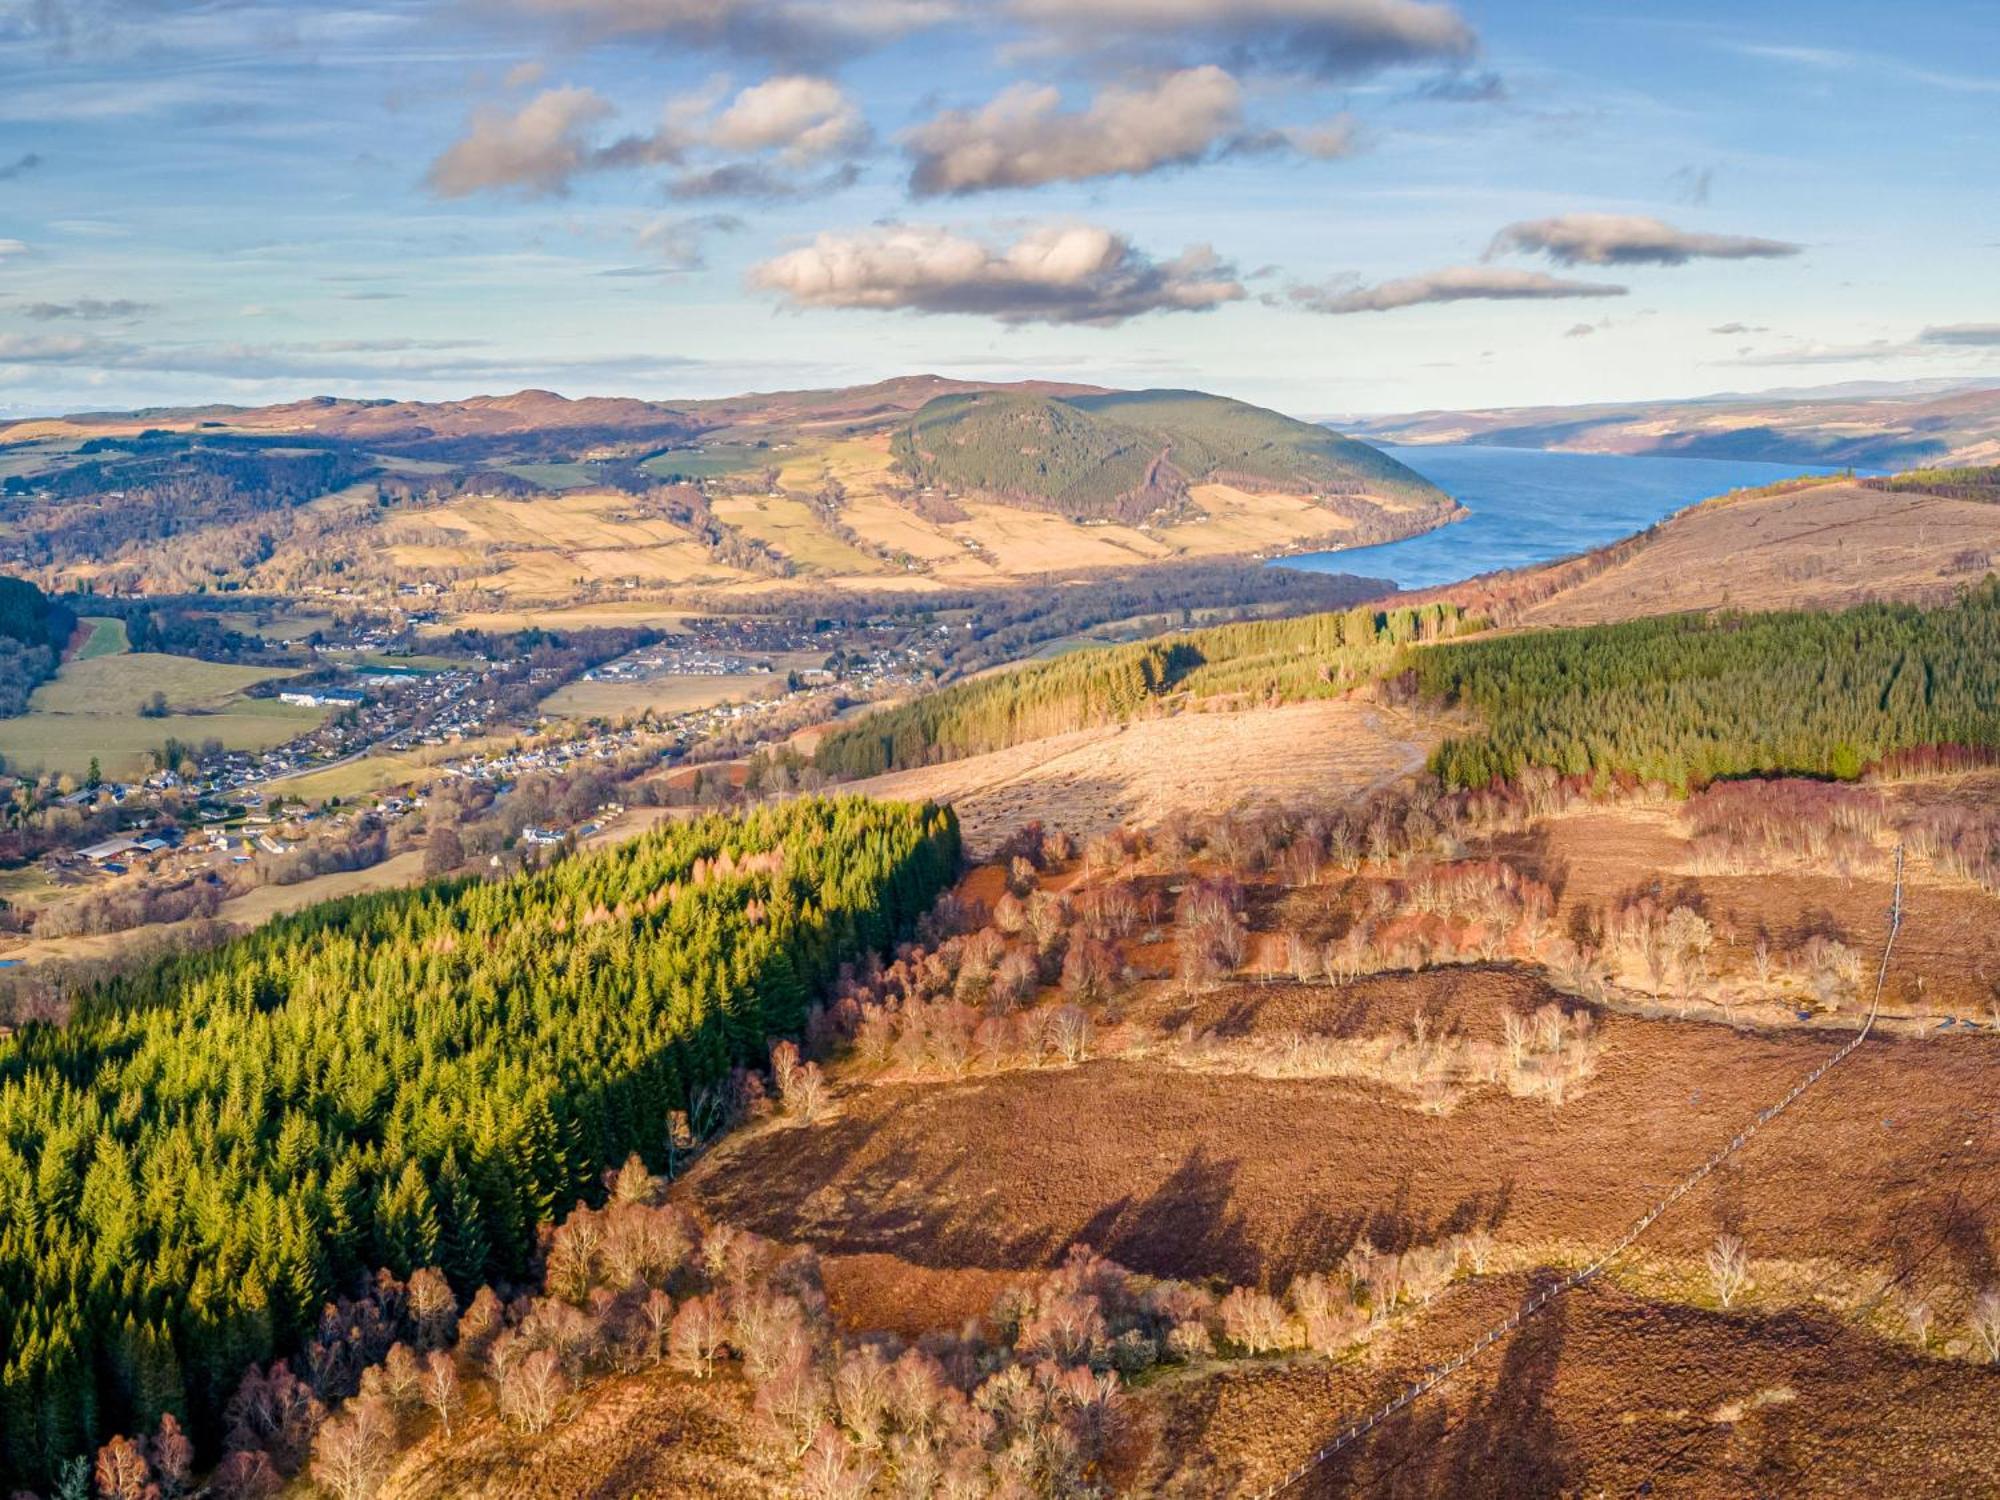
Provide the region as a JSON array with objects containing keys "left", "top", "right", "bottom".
[
  {"left": 308, "top": 1395, "right": 396, "bottom": 1500},
  {"left": 405, "top": 1267, "right": 458, "bottom": 1351},
  {"left": 1051, "top": 1004, "right": 1093, "bottom": 1065},
  {"left": 670, "top": 1294, "right": 729, "bottom": 1378},
  {"left": 1285, "top": 929, "right": 1321, "bottom": 983},
  {"left": 1706, "top": 1233, "right": 1749, "bottom": 1308},
  {"left": 799, "top": 1424, "right": 877, "bottom": 1499},
  {"left": 1969, "top": 1288, "right": 2000, "bottom": 1364},
  {"left": 497, "top": 1347, "right": 568, "bottom": 1434},
  {"left": 148, "top": 1413, "right": 194, "bottom": 1499},
  {"left": 94, "top": 1435, "right": 156, "bottom": 1500},
  {"left": 422, "top": 1351, "right": 463, "bottom": 1437},
  {"left": 1902, "top": 1291, "right": 1935, "bottom": 1349}
]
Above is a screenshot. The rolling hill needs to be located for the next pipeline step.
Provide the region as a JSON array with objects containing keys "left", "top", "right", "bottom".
[
  {"left": 1342, "top": 380, "right": 2000, "bottom": 470},
  {"left": 0, "top": 379, "right": 1461, "bottom": 606},
  {"left": 892, "top": 387, "right": 1450, "bottom": 524}
]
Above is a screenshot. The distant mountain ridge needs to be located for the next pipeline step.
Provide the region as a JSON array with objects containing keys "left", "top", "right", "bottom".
[
  {"left": 0, "top": 376, "right": 1116, "bottom": 461},
  {"left": 1340, "top": 381, "right": 2000, "bottom": 470}
]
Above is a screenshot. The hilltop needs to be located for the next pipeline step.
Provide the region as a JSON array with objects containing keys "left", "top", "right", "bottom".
[{"left": 892, "top": 388, "right": 1448, "bottom": 525}]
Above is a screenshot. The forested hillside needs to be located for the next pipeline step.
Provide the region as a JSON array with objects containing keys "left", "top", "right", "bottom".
[
  {"left": 0, "top": 576, "right": 72, "bottom": 718},
  {"left": 1419, "top": 580, "right": 2000, "bottom": 789},
  {"left": 811, "top": 600, "right": 1470, "bottom": 778},
  {"left": 891, "top": 388, "right": 1449, "bottom": 524},
  {"left": 0, "top": 797, "right": 958, "bottom": 1489}
]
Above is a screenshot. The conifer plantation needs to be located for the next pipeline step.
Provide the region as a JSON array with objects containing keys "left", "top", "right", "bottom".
[
  {"left": 1420, "top": 580, "right": 2000, "bottom": 790},
  {"left": 0, "top": 797, "right": 959, "bottom": 1489}
]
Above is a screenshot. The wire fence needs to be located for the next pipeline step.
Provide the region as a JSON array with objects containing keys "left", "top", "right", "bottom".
[{"left": 1249, "top": 844, "right": 1907, "bottom": 1499}]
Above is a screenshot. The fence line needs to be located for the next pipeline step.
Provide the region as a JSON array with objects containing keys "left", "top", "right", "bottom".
[{"left": 1250, "top": 843, "right": 1906, "bottom": 1499}]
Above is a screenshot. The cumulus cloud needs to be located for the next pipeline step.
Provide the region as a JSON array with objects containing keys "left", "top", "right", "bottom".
[
  {"left": 749, "top": 222, "right": 1244, "bottom": 325},
  {"left": 21, "top": 298, "right": 154, "bottom": 321},
  {"left": 707, "top": 74, "right": 867, "bottom": 164},
  {"left": 1488, "top": 213, "right": 1801, "bottom": 267},
  {"left": 904, "top": 67, "right": 1248, "bottom": 195},
  {"left": 425, "top": 75, "right": 867, "bottom": 198},
  {"left": 424, "top": 85, "right": 617, "bottom": 197},
  {"left": 1288, "top": 265, "right": 1626, "bottom": 314},
  {"left": 1920, "top": 324, "right": 2000, "bottom": 347},
  {"left": 1709, "top": 321, "right": 1768, "bottom": 335},
  {"left": 1563, "top": 322, "right": 1596, "bottom": 337},
  {"left": 1006, "top": 0, "right": 1476, "bottom": 78}
]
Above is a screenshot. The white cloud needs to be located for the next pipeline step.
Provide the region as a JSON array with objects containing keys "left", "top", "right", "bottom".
[
  {"left": 425, "top": 76, "right": 867, "bottom": 198},
  {"left": 1489, "top": 213, "right": 1800, "bottom": 267},
  {"left": 1289, "top": 265, "right": 1626, "bottom": 314},
  {"left": 424, "top": 86, "right": 617, "bottom": 197},
  {"left": 750, "top": 222, "right": 1244, "bottom": 325},
  {"left": 904, "top": 67, "right": 1248, "bottom": 196},
  {"left": 707, "top": 75, "right": 867, "bottom": 164}
]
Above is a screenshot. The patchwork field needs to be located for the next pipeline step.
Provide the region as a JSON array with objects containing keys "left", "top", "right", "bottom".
[
  {"left": 0, "top": 651, "right": 321, "bottom": 777},
  {"left": 538, "top": 671, "right": 775, "bottom": 721}
]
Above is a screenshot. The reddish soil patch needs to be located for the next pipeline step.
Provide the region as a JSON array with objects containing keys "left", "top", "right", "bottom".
[
  {"left": 821, "top": 1252, "right": 1026, "bottom": 1341},
  {"left": 1141, "top": 1274, "right": 2000, "bottom": 1497}
]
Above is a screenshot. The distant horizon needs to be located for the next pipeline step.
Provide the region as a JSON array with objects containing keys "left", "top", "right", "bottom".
[{"left": 11, "top": 369, "right": 2000, "bottom": 431}]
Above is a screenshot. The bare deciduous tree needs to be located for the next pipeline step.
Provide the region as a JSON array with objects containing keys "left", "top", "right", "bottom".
[
  {"left": 1706, "top": 1233, "right": 1749, "bottom": 1308},
  {"left": 496, "top": 1347, "right": 568, "bottom": 1434},
  {"left": 422, "top": 1351, "right": 463, "bottom": 1437},
  {"left": 308, "top": 1395, "right": 396, "bottom": 1500},
  {"left": 1969, "top": 1288, "right": 2000, "bottom": 1364}
]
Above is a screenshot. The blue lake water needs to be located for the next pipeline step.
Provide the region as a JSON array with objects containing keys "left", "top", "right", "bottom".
[{"left": 1280, "top": 444, "right": 1867, "bottom": 591}]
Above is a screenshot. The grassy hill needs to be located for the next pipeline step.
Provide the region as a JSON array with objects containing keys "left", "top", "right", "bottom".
[
  {"left": 1344, "top": 381, "right": 2000, "bottom": 469},
  {"left": 892, "top": 388, "right": 1450, "bottom": 524}
]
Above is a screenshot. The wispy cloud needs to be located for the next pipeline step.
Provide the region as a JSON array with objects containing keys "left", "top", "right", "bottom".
[
  {"left": 1489, "top": 213, "right": 1799, "bottom": 267},
  {"left": 1286, "top": 265, "right": 1625, "bottom": 315},
  {"left": 20, "top": 298, "right": 155, "bottom": 321}
]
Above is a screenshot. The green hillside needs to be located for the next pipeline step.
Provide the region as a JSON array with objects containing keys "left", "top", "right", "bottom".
[{"left": 891, "top": 388, "right": 1450, "bottom": 525}]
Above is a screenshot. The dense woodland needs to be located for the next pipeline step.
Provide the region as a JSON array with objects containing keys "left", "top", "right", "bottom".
[
  {"left": 0, "top": 797, "right": 958, "bottom": 1489},
  {"left": 1419, "top": 580, "right": 2000, "bottom": 789},
  {"left": 811, "top": 600, "right": 1471, "bottom": 779},
  {"left": 0, "top": 577, "right": 72, "bottom": 718}
]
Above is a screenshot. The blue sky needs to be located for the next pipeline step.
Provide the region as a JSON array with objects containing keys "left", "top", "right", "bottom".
[{"left": 0, "top": 0, "right": 1995, "bottom": 418}]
